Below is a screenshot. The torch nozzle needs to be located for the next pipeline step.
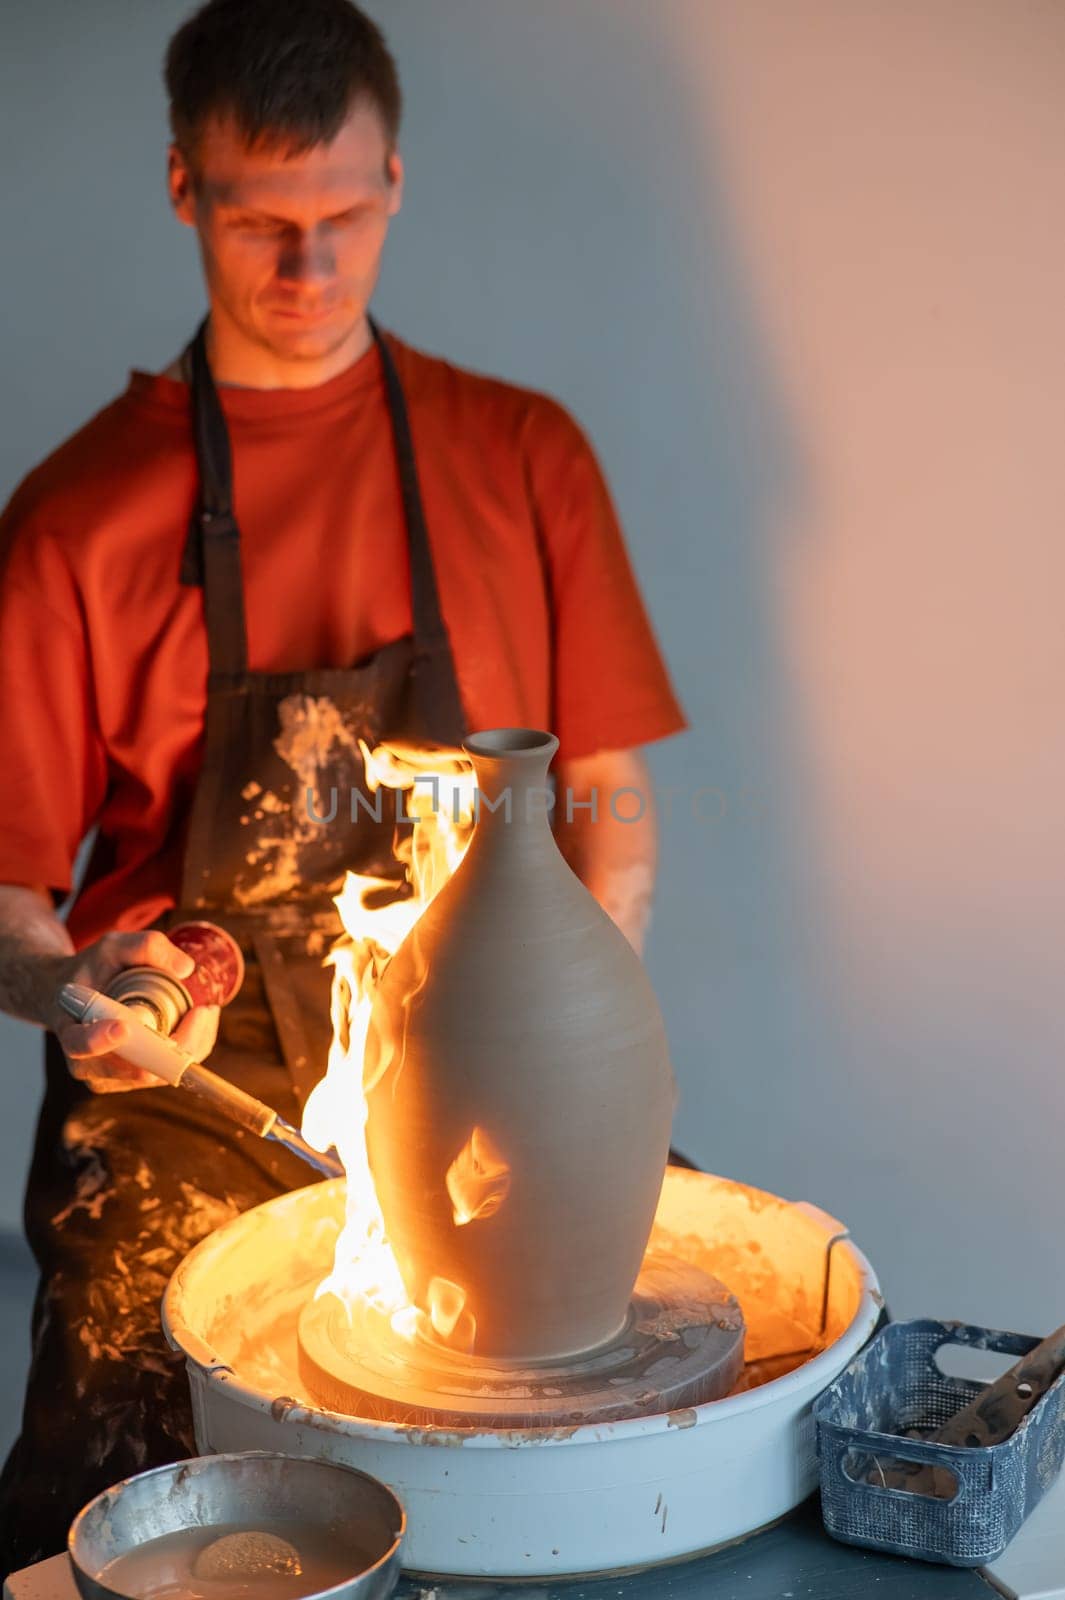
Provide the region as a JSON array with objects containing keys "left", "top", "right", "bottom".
[{"left": 270, "top": 1118, "right": 345, "bottom": 1180}]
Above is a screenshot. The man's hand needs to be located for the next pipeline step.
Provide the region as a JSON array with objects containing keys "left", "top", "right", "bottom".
[
  {"left": 0, "top": 887, "right": 220, "bottom": 1093},
  {"left": 51, "top": 931, "right": 221, "bottom": 1094}
]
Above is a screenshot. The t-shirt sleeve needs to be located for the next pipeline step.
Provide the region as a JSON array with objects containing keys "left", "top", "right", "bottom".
[
  {"left": 524, "top": 399, "right": 688, "bottom": 762},
  {"left": 0, "top": 500, "right": 108, "bottom": 896}
]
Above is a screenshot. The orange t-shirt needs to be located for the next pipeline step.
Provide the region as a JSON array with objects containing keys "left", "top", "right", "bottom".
[{"left": 0, "top": 330, "right": 686, "bottom": 948}]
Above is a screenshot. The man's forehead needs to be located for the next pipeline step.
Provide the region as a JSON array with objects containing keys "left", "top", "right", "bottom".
[
  {"left": 191, "top": 104, "right": 391, "bottom": 203},
  {"left": 202, "top": 165, "right": 383, "bottom": 207}
]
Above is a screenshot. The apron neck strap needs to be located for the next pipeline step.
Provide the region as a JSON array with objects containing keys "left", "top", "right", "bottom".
[
  {"left": 181, "top": 318, "right": 248, "bottom": 676},
  {"left": 187, "top": 317, "right": 232, "bottom": 522},
  {"left": 367, "top": 316, "right": 451, "bottom": 654}
]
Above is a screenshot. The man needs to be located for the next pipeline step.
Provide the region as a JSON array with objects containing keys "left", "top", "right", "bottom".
[{"left": 0, "top": 0, "right": 686, "bottom": 1571}]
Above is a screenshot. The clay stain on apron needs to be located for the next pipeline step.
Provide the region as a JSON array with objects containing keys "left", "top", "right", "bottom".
[{"left": 235, "top": 693, "right": 361, "bottom": 906}]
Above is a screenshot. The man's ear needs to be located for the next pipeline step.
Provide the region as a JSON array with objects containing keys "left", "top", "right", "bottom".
[
  {"left": 386, "top": 149, "right": 405, "bottom": 219},
  {"left": 168, "top": 144, "right": 197, "bottom": 226}
]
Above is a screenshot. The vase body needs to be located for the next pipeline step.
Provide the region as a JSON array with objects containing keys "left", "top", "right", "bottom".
[{"left": 363, "top": 728, "right": 674, "bottom": 1362}]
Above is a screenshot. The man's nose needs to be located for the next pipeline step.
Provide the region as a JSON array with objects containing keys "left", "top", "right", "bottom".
[{"left": 277, "top": 228, "right": 336, "bottom": 283}]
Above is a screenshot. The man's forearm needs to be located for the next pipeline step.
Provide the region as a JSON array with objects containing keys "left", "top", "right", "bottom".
[
  {"left": 553, "top": 750, "right": 658, "bottom": 956},
  {"left": 0, "top": 885, "right": 75, "bottom": 1028}
]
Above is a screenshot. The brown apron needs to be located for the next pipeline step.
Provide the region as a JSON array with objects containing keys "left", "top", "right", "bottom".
[{"left": 0, "top": 318, "right": 467, "bottom": 1575}]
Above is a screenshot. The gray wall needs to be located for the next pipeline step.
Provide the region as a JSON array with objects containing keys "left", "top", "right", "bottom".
[{"left": 2, "top": 0, "right": 1062, "bottom": 1336}]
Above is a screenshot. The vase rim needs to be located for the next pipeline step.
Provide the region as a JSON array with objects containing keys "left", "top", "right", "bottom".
[{"left": 463, "top": 728, "right": 559, "bottom": 761}]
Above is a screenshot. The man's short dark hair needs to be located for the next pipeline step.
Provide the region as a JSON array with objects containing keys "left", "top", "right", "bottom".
[{"left": 165, "top": 0, "right": 401, "bottom": 159}]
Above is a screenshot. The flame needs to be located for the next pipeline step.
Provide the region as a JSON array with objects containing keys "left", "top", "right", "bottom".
[
  {"left": 446, "top": 1126, "right": 511, "bottom": 1226},
  {"left": 299, "top": 741, "right": 479, "bottom": 1342},
  {"left": 427, "top": 1276, "right": 477, "bottom": 1349}
]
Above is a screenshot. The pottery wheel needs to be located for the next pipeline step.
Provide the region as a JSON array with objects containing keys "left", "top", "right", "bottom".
[{"left": 297, "top": 1251, "right": 745, "bottom": 1428}]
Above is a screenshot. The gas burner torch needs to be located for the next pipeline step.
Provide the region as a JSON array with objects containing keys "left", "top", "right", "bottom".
[{"left": 56, "top": 979, "right": 342, "bottom": 1182}]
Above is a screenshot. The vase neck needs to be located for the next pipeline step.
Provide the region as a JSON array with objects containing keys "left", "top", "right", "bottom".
[
  {"left": 468, "top": 758, "right": 554, "bottom": 836},
  {"left": 462, "top": 731, "right": 560, "bottom": 848}
]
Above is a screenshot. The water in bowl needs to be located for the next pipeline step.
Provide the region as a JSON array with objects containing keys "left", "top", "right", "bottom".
[{"left": 95, "top": 1520, "right": 371, "bottom": 1599}]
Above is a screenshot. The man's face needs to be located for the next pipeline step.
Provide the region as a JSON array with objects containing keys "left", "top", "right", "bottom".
[{"left": 169, "top": 101, "right": 403, "bottom": 365}]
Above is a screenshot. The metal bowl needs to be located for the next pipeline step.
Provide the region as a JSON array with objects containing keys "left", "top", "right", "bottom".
[{"left": 68, "top": 1451, "right": 405, "bottom": 1600}]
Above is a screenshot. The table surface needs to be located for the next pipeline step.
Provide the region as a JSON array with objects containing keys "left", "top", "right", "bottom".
[
  {"left": 5, "top": 1497, "right": 999, "bottom": 1600},
  {"left": 13, "top": 1470, "right": 1065, "bottom": 1599}
]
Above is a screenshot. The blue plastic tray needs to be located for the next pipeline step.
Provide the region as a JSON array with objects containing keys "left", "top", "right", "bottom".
[{"left": 813, "top": 1318, "right": 1065, "bottom": 1566}]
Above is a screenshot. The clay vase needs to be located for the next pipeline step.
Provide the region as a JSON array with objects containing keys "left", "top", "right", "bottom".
[{"left": 363, "top": 728, "right": 674, "bottom": 1363}]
